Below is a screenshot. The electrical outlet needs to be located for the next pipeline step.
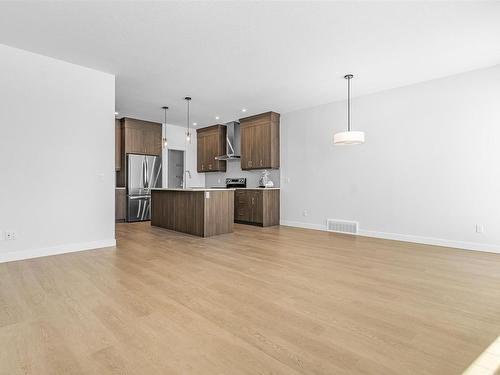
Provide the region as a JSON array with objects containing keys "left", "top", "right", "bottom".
[
  {"left": 5, "top": 231, "right": 17, "bottom": 240},
  {"left": 475, "top": 224, "right": 484, "bottom": 234},
  {"left": 302, "top": 209, "right": 308, "bottom": 217}
]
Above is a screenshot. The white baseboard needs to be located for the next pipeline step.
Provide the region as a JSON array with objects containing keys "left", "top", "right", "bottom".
[
  {"left": 280, "top": 220, "right": 500, "bottom": 254},
  {"left": 0, "top": 239, "right": 116, "bottom": 263}
]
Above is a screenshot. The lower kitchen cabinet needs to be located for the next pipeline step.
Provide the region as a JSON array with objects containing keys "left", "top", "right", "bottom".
[
  {"left": 115, "top": 188, "right": 126, "bottom": 222},
  {"left": 234, "top": 189, "right": 279, "bottom": 227}
]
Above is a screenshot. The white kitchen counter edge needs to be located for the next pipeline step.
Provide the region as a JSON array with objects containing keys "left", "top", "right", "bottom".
[{"left": 151, "top": 188, "right": 236, "bottom": 192}]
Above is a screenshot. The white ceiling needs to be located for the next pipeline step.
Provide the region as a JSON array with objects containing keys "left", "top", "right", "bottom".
[{"left": 0, "top": 1, "right": 499, "bottom": 127}]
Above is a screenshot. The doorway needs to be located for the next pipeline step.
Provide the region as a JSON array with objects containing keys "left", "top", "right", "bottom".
[{"left": 167, "top": 149, "right": 185, "bottom": 188}]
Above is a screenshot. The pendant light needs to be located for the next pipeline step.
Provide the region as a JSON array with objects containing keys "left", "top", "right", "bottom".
[
  {"left": 185, "top": 97, "right": 192, "bottom": 144},
  {"left": 161, "top": 106, "right": 168, "bottom": 148},
  {"left": 333, "top": 74, "right": 365, "bottom": 145}
]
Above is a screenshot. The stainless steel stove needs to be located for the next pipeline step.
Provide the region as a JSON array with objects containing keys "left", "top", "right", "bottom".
[{"left": 225, "top": 178, "right": 246, "bottom": 188}]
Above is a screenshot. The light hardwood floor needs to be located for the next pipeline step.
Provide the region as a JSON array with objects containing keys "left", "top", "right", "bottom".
[{"left": 1, "top": 222, "right": 500, "bottom": 374}]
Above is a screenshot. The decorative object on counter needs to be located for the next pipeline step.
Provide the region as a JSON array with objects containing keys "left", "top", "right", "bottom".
[
  {"left": 259, "top": 170, "right": 274, "bottom": 188},
  {"left": 185, "top": 97, "right": 192, "bottom": 144},
  {"left": 162, "top": 106, "right": 168, "bottom": 148},
  {"left": 333, "top": 74, "right": 365, "bottom": 145}
]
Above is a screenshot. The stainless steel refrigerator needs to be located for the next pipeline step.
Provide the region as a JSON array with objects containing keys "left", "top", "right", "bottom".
[{"left": 127, "top": 154, "right": 162, "bottom": 222}]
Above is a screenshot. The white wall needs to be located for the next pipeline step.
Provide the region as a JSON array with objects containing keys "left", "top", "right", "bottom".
[
  {"left": 0, "top": 44, "right": 115, "bottom": 262},
  {"left": 162, "top": 124, "right": 205, "bottom": 188},
  {"left": 281, "top": 65, "right": 500, "bottom": 252}
]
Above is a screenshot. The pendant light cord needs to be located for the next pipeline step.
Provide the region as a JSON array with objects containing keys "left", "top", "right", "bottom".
[
  {"left": 186, "top": 99, "right": 190, "bottom": 135},
  {"left": 345, "top": 74, "right": 353, "bottom": 132}
]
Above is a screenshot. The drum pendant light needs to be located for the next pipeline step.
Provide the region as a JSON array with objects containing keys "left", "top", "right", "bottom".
[
  {"left": 185, "top": 97, "right": 192, "bottom": 144},
  {"left": 333, "top": 74, "right": 365, "bottom": 145}
]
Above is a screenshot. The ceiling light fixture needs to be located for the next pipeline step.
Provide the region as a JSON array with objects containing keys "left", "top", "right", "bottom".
[
  {"left": 185, "top": 97, "right": 192, "bottom": 144},
  {"left": 114, "top": 111, "right": 119, "bottom": 116},
  {"left": 333, "top": 74, "right": 365, "bottom": 145},
  {"left": 161, "top": 106, "right": 168, "bottom": 148},
  {"left": 241, "top": 108, "right": 247, "bottom": 113},
  {"left": 215, "top": 116, "right": 220, "bottom": 120},
  {"left": 193, "top": 122, "right": 197, "bottom": 126}
]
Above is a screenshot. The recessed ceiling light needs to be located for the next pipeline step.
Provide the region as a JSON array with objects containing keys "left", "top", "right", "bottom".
[
  {"left": 215, "top": 116, "right": 220, "bottom": 120},
  {"left": 193, "top": 122, "right": 197, "bottom": 126},
  {"left": 241, "top": 108, "right": 247, "bottom": 113},
  {"left": 114, "top": 111, "right": 119, "bottom": 115}
]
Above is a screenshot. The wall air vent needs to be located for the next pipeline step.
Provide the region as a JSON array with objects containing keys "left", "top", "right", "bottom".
[{"left": 326, "top": 219, "right": 358, "bottom": 235}]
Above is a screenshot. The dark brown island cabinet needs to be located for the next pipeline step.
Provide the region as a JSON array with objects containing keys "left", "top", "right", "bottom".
[
  {"left": 234, "top": 189, "right": 280, "bottom": 227},
  {"left": 239, "top": 111, "right": 280, "bottom": 170},
  {"left": 196, "top": 124, "right": 227, "bottom": 172},
  {"left": 151, "top": 189, "right": 235, "bottom": 237}
]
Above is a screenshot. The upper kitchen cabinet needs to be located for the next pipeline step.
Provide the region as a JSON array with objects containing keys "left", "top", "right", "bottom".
[
  {"left": 122, "top": 117, "right": 162, "bottom": 156},
  {"left": 196, "top": 125, "right": 226, "bottom": 172},
  {"left": 115, "top": 119, "right": 121, "bottom": 171},
  {"left": 239, "top": 111, "right": 280, "bottom": 170}
]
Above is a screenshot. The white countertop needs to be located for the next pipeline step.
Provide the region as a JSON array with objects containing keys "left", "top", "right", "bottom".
[
  {"left": 235, "top": 187, "right": 280, "bottom": 190},
  {"left": 151, "top": 188, "right": 236, "bottom": 192},
  {"left": 210, "top": 186, "right": 280, "bottom": 190}
]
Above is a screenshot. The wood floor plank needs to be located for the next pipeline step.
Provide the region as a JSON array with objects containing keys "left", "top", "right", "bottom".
[{"left": 1, "top": 222, "right": 500, "bottom": 374}]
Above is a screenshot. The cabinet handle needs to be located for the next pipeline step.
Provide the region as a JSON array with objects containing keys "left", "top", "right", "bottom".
[
  {"left": 202, "top": 163, "right": 204, "bottom": 170},
  {"left": 260, "top": 159, "right": 263, "bottom": 166},
  {"left": 251, "top": 197, "right": 254, "bottom": 205}
]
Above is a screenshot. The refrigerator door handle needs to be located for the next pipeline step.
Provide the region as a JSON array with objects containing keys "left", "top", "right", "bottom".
[{"left": 142, "top": 156, "right": 147, "bottom": 189}]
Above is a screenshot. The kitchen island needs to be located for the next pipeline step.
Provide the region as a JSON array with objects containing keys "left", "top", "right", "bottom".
[{"left": 151, "top": 188, "right": 235, "bottom": 237}]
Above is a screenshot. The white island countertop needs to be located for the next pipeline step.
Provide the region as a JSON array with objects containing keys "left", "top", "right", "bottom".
[
  {"left": 209, "top": 186, "right": 281, "bottom": 190},
  {"left": 151, "top": 188, "right": 236, "bottom": 192}
]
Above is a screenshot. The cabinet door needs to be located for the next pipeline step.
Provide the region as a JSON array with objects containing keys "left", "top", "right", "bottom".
[
  {"left": 234, "top": 190, "right": 251, "bottom": 222},
  {"left": 197, "top": 134, "right": 206, "bottom": 172},
  {"left": 250, "top": 191, "right": 263, "bottom": 224},
  {"left": 240, "top": 125, "right": 254, "bottom": 169},
  {"left": 115, "top": 189, "right": 126, "bottom": 221},
  {"left": 258, "top": 123, "right": 272, "bottom": 168},
  {"left": 126, "top": 127, "right": 145, "bottom": 154},
  {"left": 205, "top": 132, "right": 218, "bottom": 171},
  {"left": 148, "top": 125, "right": 162, "bottom": 155}
]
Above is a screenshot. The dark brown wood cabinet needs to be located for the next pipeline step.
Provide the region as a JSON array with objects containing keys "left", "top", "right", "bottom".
[
  {"left": 239, "top": 112, "right": 280, "bottom": 170},
  {"left": 116, "top": 117, "right": 162, "bottom": 187},
  {"left": 122, "top": 118, "right": 162, "bottom": 156},
  {"left": 115, "top": 188, "right": 126, "bottom": 222},
  {"left": 115, "top": 119, "right": 121, "bottom": 171},
  {"left": 234, "top": 189, "right": 279, "bottom": 227},
  {"left": 196, "top": 125, "right": 227, "bottom": 172},
  {"left": 152, "top": 189, "right": 234, "bottom": 237}
]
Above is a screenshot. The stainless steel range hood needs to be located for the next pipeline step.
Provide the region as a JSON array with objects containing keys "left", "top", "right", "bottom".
[{"left": 215, "top": 121, "right": 240, "bottom": 160}]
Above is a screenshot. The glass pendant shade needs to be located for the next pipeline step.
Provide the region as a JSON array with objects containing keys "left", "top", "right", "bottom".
[
  {"left": 162, "top": 106, "right": 168, "bottom": 148},
  {"left": 333, "top": 131, "right": 365, "bottom": 145}
]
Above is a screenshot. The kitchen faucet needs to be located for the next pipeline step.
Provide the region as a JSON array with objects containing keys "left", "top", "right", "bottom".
[{"left": 182, "top": 169, "right": 192, "bottom": 189}]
